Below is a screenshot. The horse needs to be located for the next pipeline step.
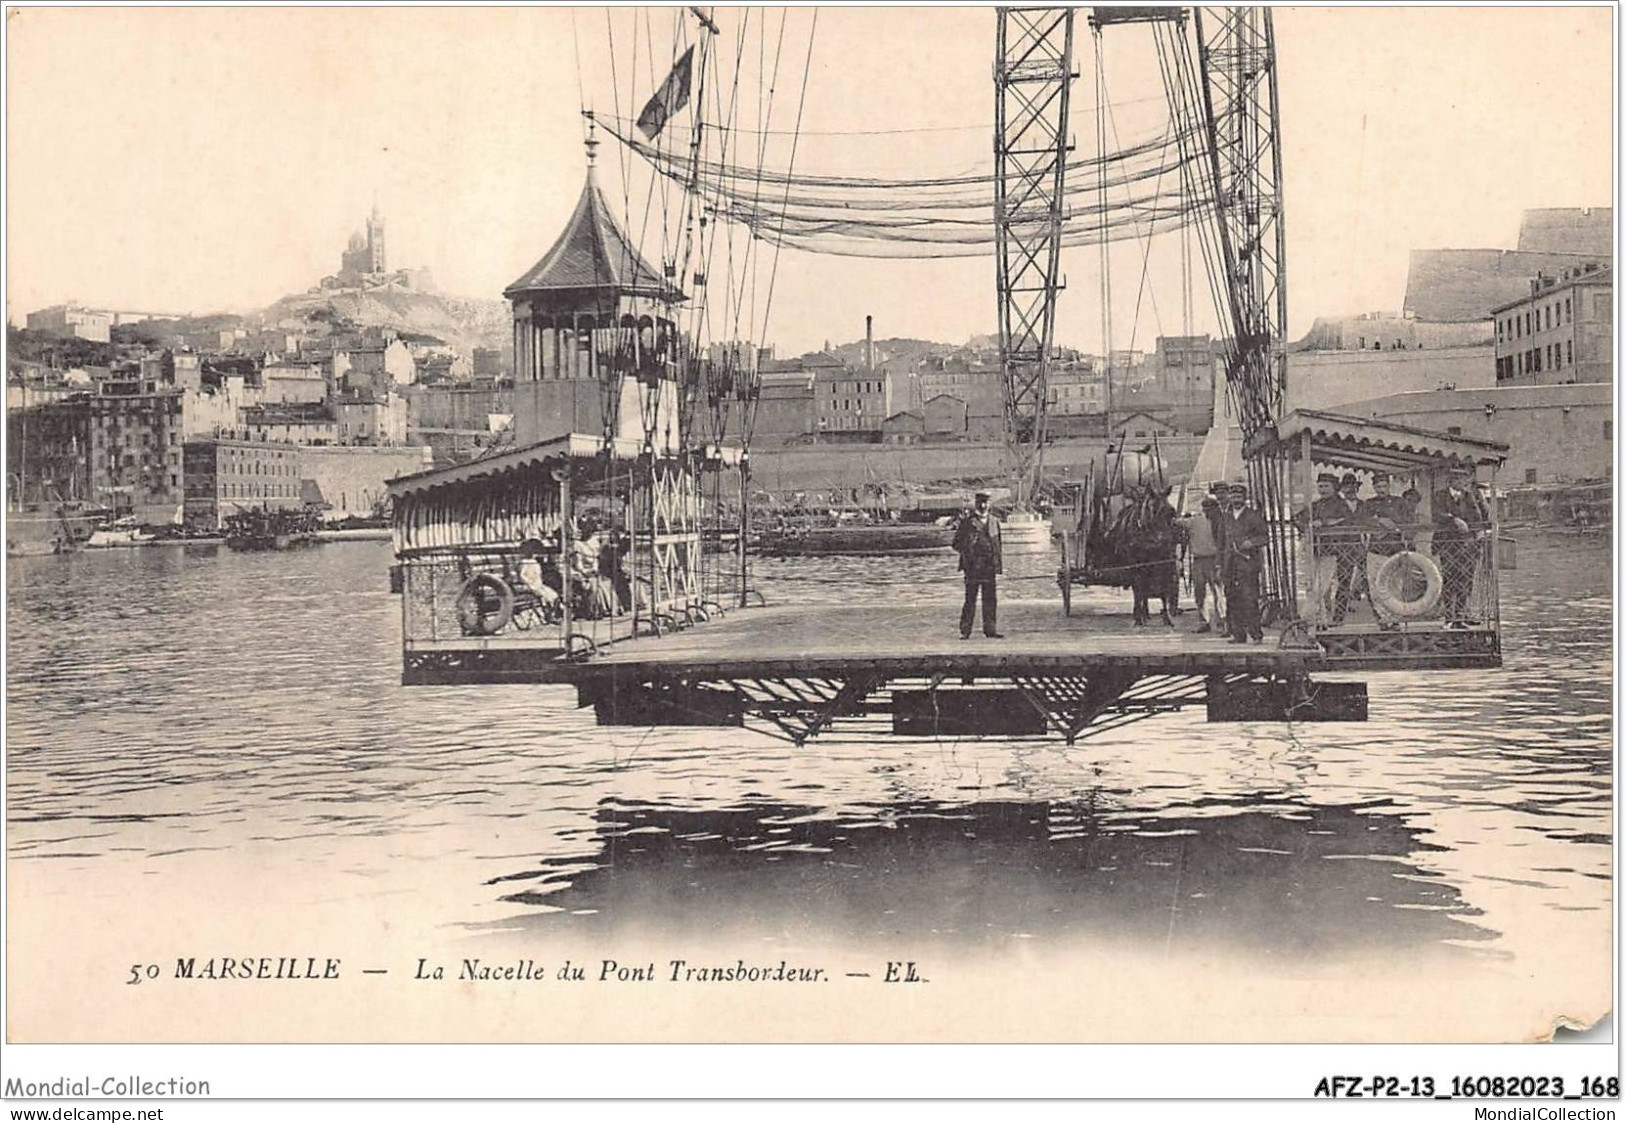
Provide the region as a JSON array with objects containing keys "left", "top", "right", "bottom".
[{"left": 1099, "top": 490, "right": 1182, "bottom": 626}]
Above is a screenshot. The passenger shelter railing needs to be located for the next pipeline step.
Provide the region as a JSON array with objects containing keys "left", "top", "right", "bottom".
[
  {"left": 1248, "top": 410, "right": 1509, "bottom": 667},
  {"left": 388, "top": 432, "right": 744, "bottom": 664}
]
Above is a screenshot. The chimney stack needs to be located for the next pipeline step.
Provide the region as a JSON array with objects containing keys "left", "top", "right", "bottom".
[{"left": 865, "top": 315, "right": 874, "bottom": 372}]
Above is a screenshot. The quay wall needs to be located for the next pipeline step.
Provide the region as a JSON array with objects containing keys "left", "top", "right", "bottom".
[
  {"left": 300, "top": 445, "right": 431, "bottom": 521},
  {"left": 745, "top": 437, "right": 1206, "bottom": 496}
]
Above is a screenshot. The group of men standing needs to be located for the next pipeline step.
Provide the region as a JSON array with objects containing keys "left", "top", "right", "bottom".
[
  {"left": 951, "top": 462, "right": 1490, "bottom": 643},
  {"left": 1185, "top": 481, "right": 1270, "bottom": 644},
  {"left": 1306, "top": 471, "right": 1412, "bottom": 628},
  {"left": 1306, "top": 464, "right": 1489, "bottom": 628}
]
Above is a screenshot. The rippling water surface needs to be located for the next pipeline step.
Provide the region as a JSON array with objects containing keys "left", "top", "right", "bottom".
[{"left": 5, "top": 532, "right": 1613, "bottom": 1039}]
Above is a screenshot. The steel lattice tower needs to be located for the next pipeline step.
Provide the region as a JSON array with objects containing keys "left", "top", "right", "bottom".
[
  {"left": 1193, "top": 6, "right": 1287, "bottom": 445},
  {"left": 993, "top": 7, "right": 1075, "bottom": 508}
]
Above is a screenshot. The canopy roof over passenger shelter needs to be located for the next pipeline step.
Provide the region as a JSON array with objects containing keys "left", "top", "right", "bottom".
[
  {"left": 1250, "top": 409, "right": 1510, "bottom": 475},
  {"left": 388, "top": 433, "right": 745, "bottom": 502}
]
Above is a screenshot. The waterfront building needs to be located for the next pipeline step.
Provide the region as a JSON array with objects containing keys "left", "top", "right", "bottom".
[
  {"left": 182, "top": 438, "right": 304, "bottom": 528},
  {"left": 89, "top": 391, "right": 184, "bottom": 521},
  {"left": 752, "top": 371, "right": 815, "bottom": 445},
  {"left": 1490, "top": 263, "right": 1612, "bottom": 386},
  {"left": 814, "top": 368, "right": 891, "bottom": 437},
  {"left": 881, "top": 410, "right": 924, "bottom": 444},
  {"left": 922, "top": 393, "right": 969, "bottom": 439},
  {"left": 7, "top": 396, "right": 91, "bottom": 505},
  {"left": 298, "top": 444, "right": 431, "bottom": 521},
  {"left": 9, "top": 389, "right": 187, "bottom": 520},
  {"left": 1048, "top": 360, "right": 1104, "bottom": 417}
]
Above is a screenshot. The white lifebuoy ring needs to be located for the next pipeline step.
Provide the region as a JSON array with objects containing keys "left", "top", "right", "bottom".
[
  {"left": 456, "top": 573, "right": 515, "bottom": 635},
  {"left": 1371, "top": 550, "right": 1443, "bottom": 619}
]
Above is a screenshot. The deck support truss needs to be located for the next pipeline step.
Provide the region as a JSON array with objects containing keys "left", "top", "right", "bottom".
[{"left": 570, "top": 667, "right": 1353, "bottom": 746}]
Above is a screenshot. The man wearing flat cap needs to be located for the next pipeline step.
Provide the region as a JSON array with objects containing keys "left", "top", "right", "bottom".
[
  {"left": 1432, "top": 462, "right": 1489, "bottom": 626},
  {"left": 1300, "top": 471, "right": 1351, "bottom": 624},
  {"left": 1220, "top": 481, "right": 1268, "bottom": 643},
  {"left": 1361, "top": 472, "right": 1409, "bottom": 629},
  {"left": 953, "top": 490, "right": 1004, "bottom": 639}
]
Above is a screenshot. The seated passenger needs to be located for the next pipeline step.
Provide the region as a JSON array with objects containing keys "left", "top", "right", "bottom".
[
  {"left": 571, "top": 520, "right": 617, "bottom": 619},
  {"left": 515, "top": 537, "right": 562, "bottom": 614}
]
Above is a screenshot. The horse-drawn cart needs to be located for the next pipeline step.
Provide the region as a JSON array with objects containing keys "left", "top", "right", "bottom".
[{"left": 1056, "top": 445, "right": 1183, "bottom": 622}]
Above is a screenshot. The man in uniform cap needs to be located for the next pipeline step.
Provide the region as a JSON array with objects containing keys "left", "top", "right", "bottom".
[
  {"left": 953, "top": 490, "right": 1004, "bottom": 638},
  {"left": 1431, "top": 463, "right": 1489, "bottom": 626},
  {"left": 1300, "top": 471, "right": 1351, "bottom": 624},
  {"left": 1220, "top": 481, "right": 1268, "bottom": 642},
  {"left": 1331, "top": 472, "right": 1368, "bottom": 617},
  {"left": 1361, "top": 472, "right": 1410, "bottom": 630}
]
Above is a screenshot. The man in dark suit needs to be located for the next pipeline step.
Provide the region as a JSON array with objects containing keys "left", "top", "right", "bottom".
[
  {"left": 1300, "top": 471, "right": 1352, "bottom": 624},
  {"left": 1432, "top": 463, "right": 1489, "bottom": 626},
  {"left": 1361, "top": 472, "right": 1410, "bottom": 630},
  {"left": 953, "top": 490, "right": 1004, "bottom": 638},
  {"left": 1221, "top": 481, "right": 1269, "bottom": 643}
]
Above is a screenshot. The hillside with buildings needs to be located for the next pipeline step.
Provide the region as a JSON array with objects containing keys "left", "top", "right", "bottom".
[{"left": 260, "top": 288, "right": 509, "bottom": 358}]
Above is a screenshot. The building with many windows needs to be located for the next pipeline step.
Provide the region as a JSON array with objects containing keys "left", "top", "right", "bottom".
[
  {"left": 182, "top": 439, "right": 304, "bottom": 528},
  {"left": 1491, "top": 263, "right": 1612, "bottom": 386},
  {"left": 814, "top": 370, "right": 892, "bottom": 438}
]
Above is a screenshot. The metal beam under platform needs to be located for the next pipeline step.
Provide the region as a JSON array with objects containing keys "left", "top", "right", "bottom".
[{"left": 401, "top": 599, "right": 1384, "bottom": 744}]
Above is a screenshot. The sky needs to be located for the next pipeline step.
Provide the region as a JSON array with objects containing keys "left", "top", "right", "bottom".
[{"left": 6, "top": 6, "right": 1615, "bottom": 356}]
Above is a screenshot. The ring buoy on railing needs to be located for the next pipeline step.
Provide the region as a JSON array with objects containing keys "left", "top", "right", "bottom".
[
  {"left": 456, "top": 573, "right": 515, "bottom": 636},
  {"left": 1371, "top": 550, "right": 1444, "bottom": 619}
]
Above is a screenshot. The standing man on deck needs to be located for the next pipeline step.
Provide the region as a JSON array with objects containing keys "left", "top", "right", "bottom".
[
  {"left": 1186, "top": 496, "right": 1224, "bottom": 633},
  {"left": 1303, "top": 472, "right": 1351, "bottom": 624},
  {"left": 954, "top": 490, "right": 1004, "bottom": 639},
  {"left": 1221, "top": 482, "right": 1269, "bottom": 644},
  {"left": 1361, "top": 472, "right": 1409, "bottom": 630},
  {"left": 1432, "top": 463, "right": 1489, "bottom": 626}
]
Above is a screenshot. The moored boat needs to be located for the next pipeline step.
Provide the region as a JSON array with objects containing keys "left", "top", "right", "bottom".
[
  {"left": 223, "top": 508, "right": 321, "bottom": 551},
  {"left": 86, "top": 517, "right": 158, "bottom": 549},
  {"left": 755, "top": 520, "right": 954, "bottom": 557}
]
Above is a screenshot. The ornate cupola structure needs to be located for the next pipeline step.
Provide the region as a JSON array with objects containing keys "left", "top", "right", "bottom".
[{"left": 505, "top": 130, "right": 686, "bottom": 450}]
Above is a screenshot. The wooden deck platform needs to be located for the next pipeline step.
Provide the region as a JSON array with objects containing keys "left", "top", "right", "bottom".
[
  {"left": 405, "top": 598, "right": 1323, "bottom": 685},
  {"left": 399, "top": 598, "right": 1511, "bottom": 740}
]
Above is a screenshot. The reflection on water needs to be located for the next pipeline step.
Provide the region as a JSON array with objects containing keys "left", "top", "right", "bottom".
[
  {"left": 495, "top": 796, "right": 1494, "bottom": 960},
  {"left": 5, "top": 533, "right": 1612, "bottom": 973}
]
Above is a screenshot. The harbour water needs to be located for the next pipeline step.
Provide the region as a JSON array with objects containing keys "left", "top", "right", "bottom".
[{"left": 4, "top": 532, "right": 1612, "bottom": 1041}]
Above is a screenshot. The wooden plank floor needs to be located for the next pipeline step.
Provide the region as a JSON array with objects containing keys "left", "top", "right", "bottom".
[{"left": 543, "top": 597, "right": 1320, "bottom": 681}]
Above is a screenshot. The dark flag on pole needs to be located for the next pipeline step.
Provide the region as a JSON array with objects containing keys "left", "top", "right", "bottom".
[{"left": 636, "top": 46, "right": 694, "bottom": 140}]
